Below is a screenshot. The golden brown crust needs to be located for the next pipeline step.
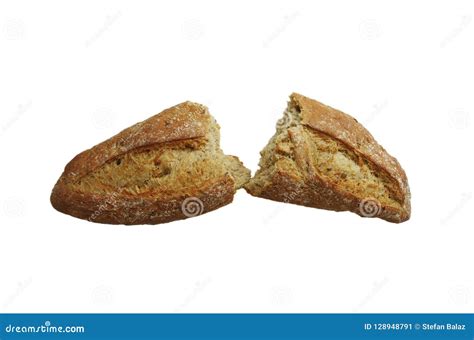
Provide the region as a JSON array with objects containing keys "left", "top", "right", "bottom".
[
  {"left": 51, "top": 101, "right": 243, "bottom": 225},
  {"left": 51, "top": 175, "right": 235, "bottom": 225},
  {"left": 290, "top": 93, "right": 410, "bottom": 221},
  {"left": 63, "top": 101, "right": 209, "bottom": 184},
  {"left": 246, "top": 93, "right": 411, "bottom": 223},
  {"left": 291, "top": 93, "right": 409, "bottom": 199},
  {"left": 255, "top": 165, "right": 409, "bottom": 223}
]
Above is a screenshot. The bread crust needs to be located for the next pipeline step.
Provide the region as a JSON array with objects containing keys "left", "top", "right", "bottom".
[
  {"left": 247, "top": 93, "right": 411, "bottom": 223},
  {"left": 51, "top": 175, "right": 234, "bottom": 225},
  {"left": 51, "top": 101, "right": 240, "bottom": 225},
  {"left": 62, "top": 101, "right": 209, "bottom": 183}
]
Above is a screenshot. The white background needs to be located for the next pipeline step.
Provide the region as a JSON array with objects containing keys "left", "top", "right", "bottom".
[{"left": 1, "top": 0, "right": 473, "bottom": 313}]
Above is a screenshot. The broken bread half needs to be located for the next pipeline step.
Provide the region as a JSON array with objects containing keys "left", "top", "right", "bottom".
[
  {"left": 51, "top": 101, "right": 250, "bottom": 225},
  {"left": 245, "top": 93, "right": 411, "bottom": 223}
]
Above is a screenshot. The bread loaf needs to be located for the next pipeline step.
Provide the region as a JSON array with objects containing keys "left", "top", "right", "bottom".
[
  {"left": 245, "top": 93, "right": 411, "bottom": 223},
  {"left": 51, "top": 101, "right": 250, "bottom": 225}
]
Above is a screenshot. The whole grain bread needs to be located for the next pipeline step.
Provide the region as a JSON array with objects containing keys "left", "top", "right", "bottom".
[
  {"left": 245, "top": 93, "right": 411, "bottom": 223},
  {"left": 51, "top": 101, "right": 250, "bottom": 225}
]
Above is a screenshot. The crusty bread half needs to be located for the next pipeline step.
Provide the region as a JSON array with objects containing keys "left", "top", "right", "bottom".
[
  {"left": 51, "top": 101, "right": 250, "bottom": 225},
  {"left": 245, "top": 93, "right": 411, "bottom": 223}
]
